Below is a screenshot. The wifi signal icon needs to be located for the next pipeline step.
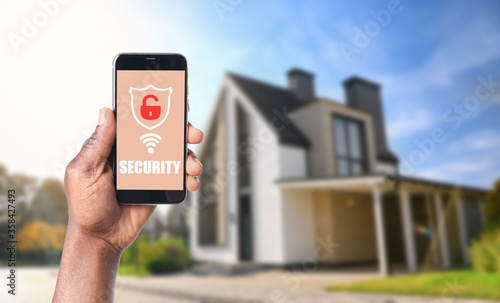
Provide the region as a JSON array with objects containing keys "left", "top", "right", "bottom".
[{"left": 140, "top": 133, "right": 162, "bottom": 154}]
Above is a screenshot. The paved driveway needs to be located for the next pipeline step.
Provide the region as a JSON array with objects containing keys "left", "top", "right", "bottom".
[
  {"left": 0, "top": 267, "right": 495, "bottom": 303},
  {"left": 122, "top": 270, "right": 496, "bottom": 303},
  {"left": 0, "top": 267, "right": 196, "bottom": 303}
]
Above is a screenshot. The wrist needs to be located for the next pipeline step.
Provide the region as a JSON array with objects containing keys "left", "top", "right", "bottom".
[
  {"left": 53, "top": 225, "right": 122, "bottom": 302},
  {"left": 65, "top": 224, "right": 123, "bottom": 257}
]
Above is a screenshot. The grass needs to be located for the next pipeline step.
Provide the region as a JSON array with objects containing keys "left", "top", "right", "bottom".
[
  {"left": 117, "top": 264, "right": 150, "bottom": 277},
  {"left": 327, "top": 270, "right": 500, "bottom": 300}
]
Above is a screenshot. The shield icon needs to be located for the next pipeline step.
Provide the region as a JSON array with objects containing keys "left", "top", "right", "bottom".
[{"left": 129, "top": 84, "right": 172, "bottom": 130}]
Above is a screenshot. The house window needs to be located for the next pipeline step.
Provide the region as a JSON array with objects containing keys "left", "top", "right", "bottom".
[
  {"left": 237, "top": 103, "right": 251, "bottom": 191},
  {"left": 333, "top": 115, "right": 367, "bottom": 175},
  {"left": 236, "top": 103, "right": 253, "bottom": 261}
]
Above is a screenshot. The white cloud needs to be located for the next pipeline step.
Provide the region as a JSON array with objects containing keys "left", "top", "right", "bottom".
[
  {"left": 377, "top": 18, "right": 500, "bottom": 97},
  {"left": 466, "top": 132, "right": 500, "bottom": 150},
  {"left": 411, "top": 127, "right": 500, "bottom": 187},
  {"left": 417, "top": 159, "right": 495, "bottom": 180},
  {"left": 387, "top": 109, "right": 436, "bottom": 139},
  {"left": 446, "top": 129, "right": 500, "bottom": 152}
]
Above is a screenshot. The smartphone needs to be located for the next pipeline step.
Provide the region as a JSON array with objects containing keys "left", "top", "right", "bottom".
[{"left": 112, "top": 53, "right": 187, "bottom": 204}]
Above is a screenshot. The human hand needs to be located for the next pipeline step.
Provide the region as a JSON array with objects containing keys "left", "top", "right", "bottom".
[
  {"left": 53, "top": 107, "right": 203, "bottom": 302},
  {"left": 63, "top": 107, "right": 203, "bottom": 253}
]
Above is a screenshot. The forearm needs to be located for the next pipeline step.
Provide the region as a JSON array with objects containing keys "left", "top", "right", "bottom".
[{"left": 53, "top": 226, "right": 122, "bottom": 303}]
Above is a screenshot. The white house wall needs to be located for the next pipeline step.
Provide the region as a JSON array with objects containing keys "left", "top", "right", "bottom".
[
  {"left": 190, "top": 79, "right": 239, "bottom": 263},
  {"left": 230, "top": 78, "right": 287, "bottom": 264},
  {"left": 279, "top": 145, "right": 308, "bottom": 179},
  {"left": 278, "top": 145, "right": 315, "bottom": 264},
  {"left": 192, "top": 75, "right": 289, "bottom": 264},
  {"left": 281, "top": 189, "right": 316, "bottom": 263}
]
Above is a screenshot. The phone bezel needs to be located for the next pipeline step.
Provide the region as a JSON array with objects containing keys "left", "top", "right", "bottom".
[{"left": 112, "top": 53, "right": 188, "bottom": 204}]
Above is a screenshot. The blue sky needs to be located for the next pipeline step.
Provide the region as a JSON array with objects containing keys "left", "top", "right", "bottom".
[
  {"left": 1, "top": 0, "right": 499, "bottom": 188},
  {"left": 183, "top": 0, "right": 500, "bottom": 189}
]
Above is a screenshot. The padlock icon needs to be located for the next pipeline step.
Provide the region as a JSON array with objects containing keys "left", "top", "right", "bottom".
[{"left": 140, "top": 94, "right": 161, "bottom": 120}]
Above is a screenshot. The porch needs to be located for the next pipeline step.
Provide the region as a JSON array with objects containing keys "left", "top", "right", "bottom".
[{"left": 277, "top": 174, "right": 486, "bottom": 276}]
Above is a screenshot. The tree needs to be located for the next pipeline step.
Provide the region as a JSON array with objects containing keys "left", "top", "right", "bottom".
[
  {"left": 27, "top": 178, "right": 68, "bottom": 225},
  {"left": 0, "top": 163, "right": 7, "bottom": 177},
  {"left": 6, "top": 172, "right": 38, "bottom": 196},
  {"left": 17, "top": 220, "right": 66, "bottom": 252},
  {"left": 0, "top": 166, "right": 38, "bottom": 229}
]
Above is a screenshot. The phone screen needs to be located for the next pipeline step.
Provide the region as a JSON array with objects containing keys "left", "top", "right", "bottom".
[{"left": 115, "top": 70, "right": 186, "bottom": 191}]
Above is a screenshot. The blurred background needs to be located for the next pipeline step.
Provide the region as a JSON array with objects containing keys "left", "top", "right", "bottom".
[{"left": 1, "top": 0, "right": 499, "bottom": 302}]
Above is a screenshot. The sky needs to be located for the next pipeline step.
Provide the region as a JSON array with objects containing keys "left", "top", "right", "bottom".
[{"left": 0, "top": 0, "right": 499, "bottom": 189}]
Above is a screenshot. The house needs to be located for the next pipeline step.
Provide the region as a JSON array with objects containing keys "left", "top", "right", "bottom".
[{"left": 189, "top": 69, "right": 486, "bottom": 276}]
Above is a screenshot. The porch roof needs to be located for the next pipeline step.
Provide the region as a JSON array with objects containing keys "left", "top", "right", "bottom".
[{"left": 276, "top": 173, "right": 488, "bottom": 194}]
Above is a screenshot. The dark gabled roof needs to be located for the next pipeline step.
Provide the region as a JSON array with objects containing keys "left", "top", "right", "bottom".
[
  {"left": 227, "top": 72, "right": 310, "bottom": 147},
  {"left": 377, "top": 151, "right": 400, "bottom": 164}
]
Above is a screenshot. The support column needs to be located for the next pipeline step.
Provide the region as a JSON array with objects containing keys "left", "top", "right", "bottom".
[
  {"left": 400, "top": 189, "right": 417, "bottom": 273},
  {"left": 434, "top": 193, "right": 450, "bottom": 269},
  {"left": 372, "top": 187, "right": 389, "bottom": 276},
  {"left": 456, "top": 195, "right": 470, "bottom": 265},
  {"left": 478, "top": 198, "right": 486, "bottom": 229},
  {"left": 425, "top": 194, "right": 439, "bottom": 266}
]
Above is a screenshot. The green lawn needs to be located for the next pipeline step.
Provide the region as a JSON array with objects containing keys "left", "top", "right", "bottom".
[
  {"left": 327, "top": 270, "right": 500, "bottom": 300},
  {"left": 117, "top": 264, "right": 150, "bottom": 277}
]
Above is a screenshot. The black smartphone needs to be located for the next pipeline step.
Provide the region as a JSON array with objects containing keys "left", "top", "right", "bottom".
[{"left": 112, "top": 53, "right": 187, "bottom": 204}]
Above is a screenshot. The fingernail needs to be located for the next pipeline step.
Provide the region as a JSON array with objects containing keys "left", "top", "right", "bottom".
[
  {"left": 98, "top": 109, "right": 105, "bottom": 125},
  {"left": 194, "top": 157, "right": 202, "bottom": 167}
]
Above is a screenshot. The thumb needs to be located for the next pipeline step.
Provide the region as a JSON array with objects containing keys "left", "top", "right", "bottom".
[{"left": 73, "top": 108, "right": 116, "bottom": 175}]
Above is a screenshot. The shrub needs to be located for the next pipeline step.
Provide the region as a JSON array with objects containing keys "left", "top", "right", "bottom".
[
  {"left": 141, "top": 237, "right": 191, "bottom": 274},
  {"left": 145, "top": 257, "right": 174, "bottom": 274},
  {"left": 119, "top": 235, "right": 191, "bottom": 275},
  {"left": 121, "top": 234, "right": 149, "bottom": 266},
  {"left": 469, "top": 228, "right": 500, "bottom": 273}
]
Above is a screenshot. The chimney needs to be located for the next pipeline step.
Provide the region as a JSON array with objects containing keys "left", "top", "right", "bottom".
[
  {"left": 288, "top": 68, "right": 315, "bottom": 102},
  {"left": 343, "top": 76, "right": 390, "bottom": 157}
]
